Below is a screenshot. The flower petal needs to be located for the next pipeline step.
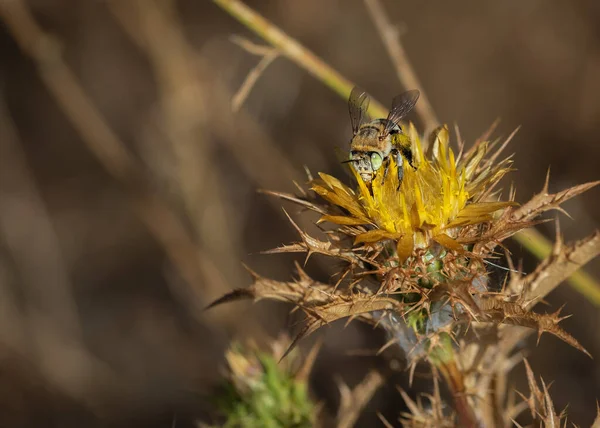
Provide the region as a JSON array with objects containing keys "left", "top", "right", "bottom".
[
  {"left": 433, "top": 233, "right": 465, "bottom": 252},
  {"left": 317, "top": 215, "right": 370, "bottom": 226},
  {"left": 354, "top": 230, "right": 403, "bottom": 245},
  {"left": 396, "top": 233, "right": 415, "bottom": 263}
]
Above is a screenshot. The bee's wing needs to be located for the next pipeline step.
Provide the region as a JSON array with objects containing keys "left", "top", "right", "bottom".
[
  {"left": 348, "top": 86, "right": 370, "bottom": 135},
  {"left": 383, "top": 89, "right": 420, "bottom": 135}
]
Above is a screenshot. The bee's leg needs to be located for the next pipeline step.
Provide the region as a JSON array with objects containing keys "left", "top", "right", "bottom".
[
  {"left": 401, "top": 147, "right": 416, "bottom": 170},
  {"left": 382, "top": 157, "right": 390, "bottom": 180},
  {"left": 394, "top": 150, "right": 404, "bottom": 190}
]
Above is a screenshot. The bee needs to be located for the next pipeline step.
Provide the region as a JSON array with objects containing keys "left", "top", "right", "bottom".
[{"left": 346, "top": 86, "right": 420, "bottom": 186}]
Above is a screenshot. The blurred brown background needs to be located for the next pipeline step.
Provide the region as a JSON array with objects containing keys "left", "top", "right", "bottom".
[{"left": 0, "top": 0, "right": 599, "bottom": 426}]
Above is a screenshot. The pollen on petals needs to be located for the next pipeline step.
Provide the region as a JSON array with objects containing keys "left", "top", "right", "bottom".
[{"left": 311, "top": 123, "right": 514, "bottom": 256}]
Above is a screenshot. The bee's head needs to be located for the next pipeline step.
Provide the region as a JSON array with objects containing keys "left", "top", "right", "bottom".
[{"left": 348, "top": 150, "right": 384, "bottom": 183}]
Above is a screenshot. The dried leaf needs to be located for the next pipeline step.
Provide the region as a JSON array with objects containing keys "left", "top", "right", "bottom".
[
  {"left": 470, "top": 213, "right": 541, "bottom": 251},
  {"left": 518, "top": 231, "right": 600, "bottom": 308},
  {"left": 205, "top": 263, "right": 334, "bottom": 310},
  {"left": 512, "top": 177, "right": 600, "bottom": 223},
  {"left": 303, "top": 294, "right": 403, "bottom": 323},
  {"left": 282, "top": 293, "right": 404, "bottom": 360},
  {"left": 478, "top": 298, "right": 591, "bottom": 358}
]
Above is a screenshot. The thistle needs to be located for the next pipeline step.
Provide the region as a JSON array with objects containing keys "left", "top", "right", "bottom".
[
  {"left": 207, "top": 122, "right": 599, "bottom": 426},
  {"left": 315, "top": 124, "right": 514, "bottom": 261}
]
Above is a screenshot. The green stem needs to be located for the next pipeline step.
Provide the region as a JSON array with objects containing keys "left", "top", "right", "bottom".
[{"left": 212, "top": 0, "right": 387, "bottom": 119}]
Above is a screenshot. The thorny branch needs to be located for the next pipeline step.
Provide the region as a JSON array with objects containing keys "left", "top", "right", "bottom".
[
  {"left": 520, "top": 230, "right": 600, "bottom": 309},
  {"left": 518, "top": 228, "right": 600, "bottom": 305}
]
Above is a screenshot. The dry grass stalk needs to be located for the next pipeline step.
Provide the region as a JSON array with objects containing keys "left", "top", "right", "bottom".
[{"left": 229, "top": 35, "right": 280, "bottom": 112}]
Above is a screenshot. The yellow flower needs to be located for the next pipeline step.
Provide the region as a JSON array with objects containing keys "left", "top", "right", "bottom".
[{"left": 311, "top": 124, "right": 514, "bottom": 261}]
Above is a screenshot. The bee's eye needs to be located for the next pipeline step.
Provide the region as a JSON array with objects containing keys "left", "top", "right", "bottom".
[{"left": 370, "top": 152, "right": 383, "bottom": 170}]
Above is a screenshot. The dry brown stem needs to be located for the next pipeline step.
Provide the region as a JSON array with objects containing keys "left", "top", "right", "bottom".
[
  {"left": 230, "top": 35, "right": 280, "bottom": 112},
  {"left": 363, "top": 0, "right": 439, "bottom": 132},
  {"left": 397, "top": 374, "right": 455, "bottom": 427},
  {"left": 336, "top": 370, "right": 384, "bottom": 428}
]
